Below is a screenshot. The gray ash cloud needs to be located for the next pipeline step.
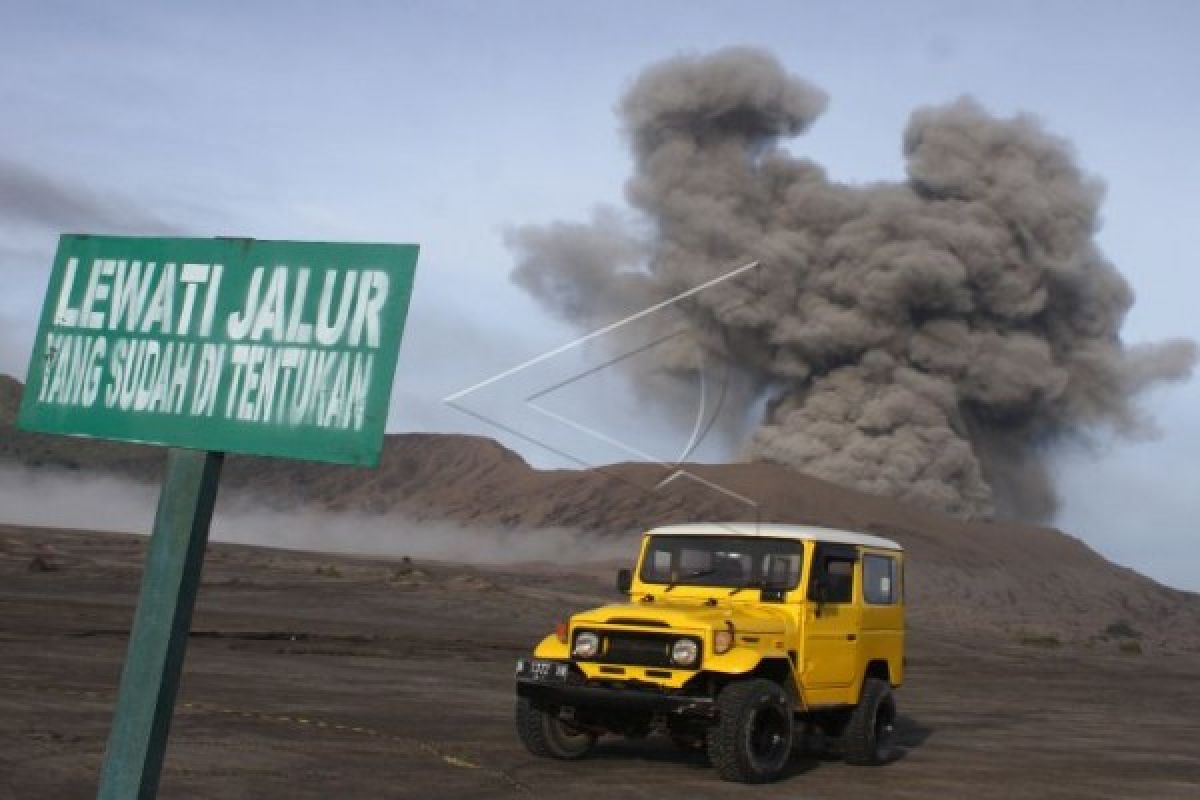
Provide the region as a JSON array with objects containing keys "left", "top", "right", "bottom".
[
  {"left": 0, "top": 158, "right": 175, "bottom": 234},
  {"left": 508, "top": 47, "right": 1195, "bottom": 520}
]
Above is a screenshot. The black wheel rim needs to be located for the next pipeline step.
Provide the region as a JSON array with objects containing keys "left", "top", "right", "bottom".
[
  {"left": 749, "top": 705, "right": 790, "bottom": 765},
  {"left": 550, "top": 718, "right": 593, "bottom": 751}
]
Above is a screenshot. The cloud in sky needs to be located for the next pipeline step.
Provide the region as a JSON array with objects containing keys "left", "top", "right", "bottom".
[{"left": 0, "top": 157, "right": 185, "bottom": 387}]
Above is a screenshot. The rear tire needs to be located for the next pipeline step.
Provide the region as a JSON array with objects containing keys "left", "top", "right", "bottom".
[
  {"left": 841, "top": 677, "right": 896, "bottom": 765},
  {"left": 515, "top": 697, "right": 597, "bottom": 760},
  {"left": 706, "top": 679, "right": 793, "bottom": 783}
]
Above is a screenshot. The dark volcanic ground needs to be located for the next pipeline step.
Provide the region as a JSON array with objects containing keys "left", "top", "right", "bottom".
[{"left": 1, "top": 525, "right": 1198, "bottom": 799}]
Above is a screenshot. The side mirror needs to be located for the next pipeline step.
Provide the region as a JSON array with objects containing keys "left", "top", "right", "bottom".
[
  {"left": 808, "top": 575, "right": 830, "bottom": 616},
  {"left": 759, "top": 556, "right": 790, "bottom": 602},
  {"left": 616, "top": 568, "right": 632, "bottom": 594}
]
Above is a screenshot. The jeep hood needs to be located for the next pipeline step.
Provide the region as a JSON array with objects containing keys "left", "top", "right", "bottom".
[{"left": 572, "top": 601, "right": 787, "bottom": 635}]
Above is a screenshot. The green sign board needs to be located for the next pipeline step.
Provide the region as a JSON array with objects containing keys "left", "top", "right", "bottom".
[{"left": 18, "top": 235, "right": 418, "bottom": 465}]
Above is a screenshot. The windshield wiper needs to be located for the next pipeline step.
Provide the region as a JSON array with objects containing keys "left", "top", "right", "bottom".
[
  {"left": 665, "top": 568, "right": 716, "bottom": 592},
  {"left": 728, "top": 580, "right": 761, "bottom": 597}
]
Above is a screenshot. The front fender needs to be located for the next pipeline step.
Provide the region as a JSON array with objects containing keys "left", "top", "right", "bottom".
[
  {"left": 531, "top": 634, "right": 570, "bottom": 660},
  {"left": 706, "top": 644, "right": 794, "bottom": 676}
]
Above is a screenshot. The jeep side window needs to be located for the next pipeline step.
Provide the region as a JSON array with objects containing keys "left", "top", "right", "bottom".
[
  {"left": 863, "top": 554, "right": 897, "bottom": 605},
  {"left": 813, "top": 557, "right": 854, "bottom": 604}
]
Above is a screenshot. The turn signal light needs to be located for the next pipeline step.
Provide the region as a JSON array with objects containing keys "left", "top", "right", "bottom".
[
  {"left": 554, "top": 621, "right": 568, "bottom": 643},
  {"left": 714, "top": 623, "right": 735, "bottom": 654}
]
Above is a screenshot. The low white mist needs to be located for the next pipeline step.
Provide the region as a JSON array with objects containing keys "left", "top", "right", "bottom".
[{"left": 0, "top": 465, "right": 630, "bottom": 565}]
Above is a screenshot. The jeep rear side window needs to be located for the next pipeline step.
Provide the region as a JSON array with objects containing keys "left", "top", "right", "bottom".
[{"left": 863, "top": 554, "right": 897, "bottom": 605}]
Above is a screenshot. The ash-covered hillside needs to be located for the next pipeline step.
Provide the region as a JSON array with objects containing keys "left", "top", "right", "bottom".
[{"left": 2, "top": 373, "right": 1197, "bottom": 649}]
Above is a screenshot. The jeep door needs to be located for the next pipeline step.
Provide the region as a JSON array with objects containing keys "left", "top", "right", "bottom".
[{"left": 800, "top": 543, "right": 860, "bottom": 690}]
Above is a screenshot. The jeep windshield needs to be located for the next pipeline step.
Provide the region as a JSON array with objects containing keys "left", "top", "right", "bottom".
[{"left": 639, "top": 535, "right": 804, "bottom": 590}]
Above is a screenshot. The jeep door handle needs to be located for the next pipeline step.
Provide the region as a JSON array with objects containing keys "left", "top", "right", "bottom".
[{"left": 846, "top": 633, "right": 857, "bottom": 641}]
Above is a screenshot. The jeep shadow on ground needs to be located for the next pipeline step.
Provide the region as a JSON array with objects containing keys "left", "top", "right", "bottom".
[
  {"left": 805, "top": 713, "right": 933, "bottom": 764},
  {"left": 891, "top": 713, "right": 934, "bottom": 755},
  {"left": 783, "top": 712, "right": 933, "bottom": 778},
  {"left": 573, "top": 713, "right": 932, "bottom": 780},
  {"left": 598, "top": 740, "right": 830, "bottom": 781},
  {"left": 584, "top": 735, "right": 717, "bottom": 773}
]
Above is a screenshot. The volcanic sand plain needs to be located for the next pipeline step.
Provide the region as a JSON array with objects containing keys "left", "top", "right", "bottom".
[{"left": 2, "top": 524, "right": 1198, "bottom": 799}]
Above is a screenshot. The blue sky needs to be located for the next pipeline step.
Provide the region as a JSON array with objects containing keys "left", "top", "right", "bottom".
[{"left": 1, "top": 1, "right": 1197, "bottom": 589}]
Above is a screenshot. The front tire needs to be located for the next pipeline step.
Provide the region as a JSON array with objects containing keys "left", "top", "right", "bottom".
[
  {"left": 515, "top": 697, "right": 597, "bottom": 760},
  {"left": 706, "top": 679, "right": 793, "bottom": 783},
  {"left": 841, "top": 677, "right": 896, "bottom": 765}
]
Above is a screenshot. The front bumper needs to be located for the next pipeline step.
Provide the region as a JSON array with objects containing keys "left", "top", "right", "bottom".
[{"left": 515, "top": 658, "right": 714, "bottom": 716}]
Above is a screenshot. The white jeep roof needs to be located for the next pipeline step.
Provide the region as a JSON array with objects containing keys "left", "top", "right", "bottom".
[{"left": 646, "top": 522, "right": 903, "bottom": 551}]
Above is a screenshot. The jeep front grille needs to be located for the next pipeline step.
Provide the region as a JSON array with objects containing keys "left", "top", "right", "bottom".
[{"left": 578, "top": 629, "right": 702, "bottom": 669}]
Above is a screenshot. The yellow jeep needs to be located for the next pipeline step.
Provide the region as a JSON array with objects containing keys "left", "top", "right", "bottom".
[{"left": 515, "top": 523, "right": 905, "bottom": 783}]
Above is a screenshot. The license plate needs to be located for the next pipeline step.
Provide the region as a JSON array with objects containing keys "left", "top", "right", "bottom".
[{"left": 517, "top": 659, "right": 570, "bottom": 682}]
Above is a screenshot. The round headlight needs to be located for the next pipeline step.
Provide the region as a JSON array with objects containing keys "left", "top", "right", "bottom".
[
  {"left": 572, "top": 631, "right": 600, "bottom": 658},
  {"left": 671, "top": 638, "right": 699, "bottom": 667},
  {"left": 714, "top": 629, "right": 735, "bottom": 654}
]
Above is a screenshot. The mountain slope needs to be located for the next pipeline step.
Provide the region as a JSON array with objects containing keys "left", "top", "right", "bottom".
[{"left": 2, "top": 374, "right": 1196, "bottom": 649}]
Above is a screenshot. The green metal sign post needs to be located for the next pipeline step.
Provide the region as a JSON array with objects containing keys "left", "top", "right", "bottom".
[
  {"left": 17, "top": 235, "right": 419, "bottom": 798},
  {"left": 97, "top": 449, "right": 223, "bottom": 799}
]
